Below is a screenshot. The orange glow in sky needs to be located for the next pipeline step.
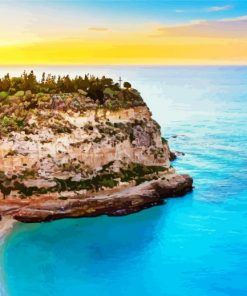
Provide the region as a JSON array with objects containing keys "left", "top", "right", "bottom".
[{"left": 1, "top": 1, "right": 247, "bottom": 65}]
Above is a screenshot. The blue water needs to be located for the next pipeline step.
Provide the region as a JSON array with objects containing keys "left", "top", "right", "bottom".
[{"left": 1, "top": 66, "right": 247, "bottom": 296}]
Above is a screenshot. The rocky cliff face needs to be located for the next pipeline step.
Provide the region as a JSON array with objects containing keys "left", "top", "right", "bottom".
[
  {"left": 2, "top": 174, "right": 193, "bottom": 223},
  {"left": 0, "top": 89, "right": 192, "bottom": 221}
]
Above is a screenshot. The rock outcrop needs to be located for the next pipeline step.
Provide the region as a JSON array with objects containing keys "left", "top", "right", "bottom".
[
  {"left": 0, "top": 86, "right": 193, "bottom": 222},
  {"left": 0, "top": 174, "right": 192, "bottom": 223}
]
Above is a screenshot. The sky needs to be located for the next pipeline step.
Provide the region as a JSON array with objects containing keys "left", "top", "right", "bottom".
[{"left": 0, "top": 0, "right": 247, "bottom": 65}]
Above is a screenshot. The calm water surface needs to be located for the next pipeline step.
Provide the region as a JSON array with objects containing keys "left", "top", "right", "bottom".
[{"left": 0, "top": 66, "right": 247, "bottom": 296}]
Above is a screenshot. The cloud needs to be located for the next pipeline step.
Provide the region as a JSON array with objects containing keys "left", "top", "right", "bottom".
[
  {"left": 220, "top": 15, "right": 247, "bottom": 22},
  {"left": 154, "top": 16, "right": 247, "bottom": 38},
  {"left": 88, "top": 27, "right": 109, "bottom": 32},
  {"left": 207, "top": 5, "right": 233, "bottom": 12}
]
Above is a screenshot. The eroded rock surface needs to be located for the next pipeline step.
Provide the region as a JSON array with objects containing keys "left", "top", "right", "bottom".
[
  {"left": 0, "top": 174, "right": 193, "bottom": 222},
  {"left": 0, "top": 89, "right": 193, "bottom": 222}
]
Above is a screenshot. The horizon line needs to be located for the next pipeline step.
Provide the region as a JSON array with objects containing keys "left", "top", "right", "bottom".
[{"left": 1, "top": 64, "right": 247, "bottom": 67}]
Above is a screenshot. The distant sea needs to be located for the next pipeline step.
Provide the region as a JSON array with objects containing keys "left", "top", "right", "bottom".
[{"left": 0, "top": 66, "right": 247, "bottom": 296}]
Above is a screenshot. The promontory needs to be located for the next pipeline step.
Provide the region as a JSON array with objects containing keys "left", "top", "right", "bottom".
[{"left": 0, "top": 72, "right": 193, "bottom": 222}]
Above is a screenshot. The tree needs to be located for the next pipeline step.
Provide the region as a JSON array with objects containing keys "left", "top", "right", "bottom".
[
  {"left": 0, "top": 71, "right": 121, "bottom": 99},
  {"left": 0, "top": 173, "right": 12, "bottom": 199},
  {"left": 123, "top": 81, "right": 132, "bottom": 89},
  {"left": 1, "top": 74, "right": 11, "bottom": 91},
  {"left": 41, "top": 72, "right": 46, "bottom": 85},
  {"left": 27, "top": 70, "right": 37, "bottom": 92},
  {"left": 87, "top": 84, "right": 104, "bottom": 104},
  {"left": 0, "top": 183, "right": 11, "bottom": 199}
]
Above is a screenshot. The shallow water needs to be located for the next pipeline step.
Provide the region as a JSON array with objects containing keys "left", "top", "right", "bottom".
[{"left": 1, "top": 66, "right": 247, "bottom": 296}]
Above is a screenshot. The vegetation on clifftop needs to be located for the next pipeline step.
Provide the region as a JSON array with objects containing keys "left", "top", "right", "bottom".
[
  {"left": 0, "top": 71, "right": 143, "bottom": 108},
  {"left": 0, "top": 72, "right": 145, "bottom": 136},
  {"left": 0, "top": 71, "right": 120, "bottom": 94}
]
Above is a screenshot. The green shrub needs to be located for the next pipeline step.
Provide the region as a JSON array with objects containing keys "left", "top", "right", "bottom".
[
  {"left": 36, "top": 92, "right": 44, "bottom": 98},
  {"left": 0, "top": 91, "right": 8, "bottom": 101},
  {"left": 120, "top": 163, "right": 165, "bottom": 182},
  {"left": 123, "top": 82, "right": 131, "bottom": 89},
  {"left": 0, "top": 116, "right": 25, "bottom": 128},
  {"left": 25, "top": 90, "right": 32, "bottom": 99},
  {"left": 161, "top": 137, "right": 168, "bottom": 144},
  {"left": 14, "top": 91, "right": 25, "bottom": 97},
  {"left": 103, "top": 87, "right": 116, "bottom": 98},
  {"left": 8, "top": 88, "right": 16, "bottom": 95}
]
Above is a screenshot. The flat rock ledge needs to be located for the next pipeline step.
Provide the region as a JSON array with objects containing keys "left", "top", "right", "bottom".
[{"left": 0, "top": 174, "right": 193, "bottom": 223}]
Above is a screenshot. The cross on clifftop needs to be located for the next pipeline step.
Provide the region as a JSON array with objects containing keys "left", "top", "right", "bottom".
[{"left": 118, "top": 77, "right": 122, "bottom": 88}]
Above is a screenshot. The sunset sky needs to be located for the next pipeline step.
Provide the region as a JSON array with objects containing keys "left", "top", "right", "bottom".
[{"left": 1, "top": 0, "right": 247, "bottom": 65}]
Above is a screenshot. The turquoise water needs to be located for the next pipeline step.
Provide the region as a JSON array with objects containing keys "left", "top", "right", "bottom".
[{"left": 1, "top": 66, "right": 247, "bottom": 296}]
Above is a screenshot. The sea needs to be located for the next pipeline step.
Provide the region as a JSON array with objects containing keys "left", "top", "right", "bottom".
[{"left": 0, "top": 66, "right": 247, "bottom": 296}]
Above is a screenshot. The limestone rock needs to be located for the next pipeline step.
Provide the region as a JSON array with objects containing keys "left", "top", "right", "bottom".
[{"left": 0, "top": 174, "right": 193, "bottom": 223}]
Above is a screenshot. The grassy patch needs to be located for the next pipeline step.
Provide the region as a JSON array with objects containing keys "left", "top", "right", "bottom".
[
  {"left": 0, "top": 91, "right": 8, "bottom": 101},
  {"left": 14, "top": 91, "right": 25, "bottom": 97}
]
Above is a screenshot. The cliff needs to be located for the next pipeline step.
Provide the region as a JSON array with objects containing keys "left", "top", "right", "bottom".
[{"left": 0, "top": 78, "right": 193, "bottom": 222}]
